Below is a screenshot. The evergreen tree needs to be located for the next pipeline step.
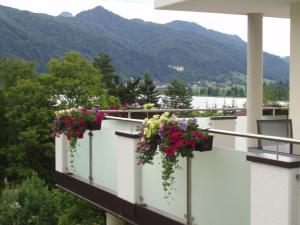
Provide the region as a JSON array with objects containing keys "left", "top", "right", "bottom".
[
  {"left": 138, "top": 72, "right": 159, "bottom": 107},
  {"left": 163, "top": 79, "right": 192, "bottom": 109},
  {"left": 114, "top": 77, "right": 141, "bottom": 105},
  {"left": 93, "top": 54, "right": 117, "bottom": 95}
]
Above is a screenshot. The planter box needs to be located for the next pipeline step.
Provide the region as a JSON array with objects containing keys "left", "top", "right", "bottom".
[
  {"left": 195, "top": 135, "right": 214, "bottom": 152},
  {"left": 87, "top": 121, "right": 101, "bottom": 130}
]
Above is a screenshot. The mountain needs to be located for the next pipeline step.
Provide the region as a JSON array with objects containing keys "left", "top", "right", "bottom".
[
  {"left": 58, "top": 11, "right": 73, "bottom": 17},
  {"left": 0, "top": 5, "right": 289, "bottom": 83}
]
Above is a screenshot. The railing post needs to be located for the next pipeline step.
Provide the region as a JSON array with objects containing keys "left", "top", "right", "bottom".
[
  {"left": 186, "top": 156, "right": 193, "bottom": 225},
  {"left": 88, "top": 130, "right": 93, "bottom": 185}
]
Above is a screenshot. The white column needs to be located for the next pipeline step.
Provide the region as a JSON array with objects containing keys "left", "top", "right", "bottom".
[
  {"left": 106, "top": 213, "right": 124, "bottom": 225},
  {"left": 251, "top": 163, "right": 298, "bottom": 225},
  {"left": 116, "top": 133, "right": 141, "bottom": 204},
  {"left": 247, "top": 13, "right": 263, "bottom": 146},
  {"left": 55, "top": 135, "right": 68, "bottom": 173},
  {"left": 290, "top": 3, "right": 300, "bottom": 154}
]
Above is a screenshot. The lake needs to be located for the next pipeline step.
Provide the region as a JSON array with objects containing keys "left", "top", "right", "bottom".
[{"left": 192, "top": 96, "right": 247, "bottom": 109}]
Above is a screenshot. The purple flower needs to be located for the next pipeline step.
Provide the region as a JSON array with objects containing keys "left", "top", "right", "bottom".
[
  {"left": 92, "top": 108, "right": 99, "bottom": 114},
  {"left": 190, "top": 118, "right": 197, "bottom": 124}
]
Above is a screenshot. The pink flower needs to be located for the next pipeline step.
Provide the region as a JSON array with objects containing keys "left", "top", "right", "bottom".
[
  {"left": 123, "top": 103, "right": 129, "bottom": 108},
  {"left": 78, "top": 118, "right": 85, "bottom": 126},
  {"left": 82, "top": 108, "right": 88, "bottom": 115}
]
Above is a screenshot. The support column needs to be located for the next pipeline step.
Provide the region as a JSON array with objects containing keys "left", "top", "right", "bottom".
[
  {"left": 115, "top": 131, "right": 141, "bottom": 204},
  {"left": 247, "top": 152, "right": 300, "bottom": 225},
  {"left": 55, "top": 135, "right": 68, "bottom": 173},
  {"left": 247, "top": 13, "right": 263, "bottom": 146},
  {"left": 290, "top": 3, "right": 300, "bottom": 154},
  {"left": 106, "top": 213, "right": 125, "bottom": 225}
]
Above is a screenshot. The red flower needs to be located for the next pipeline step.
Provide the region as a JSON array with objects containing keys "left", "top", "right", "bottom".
[
  {"left": 77, "top": 130, "right": 84, "bottom": 139},
  {"left": 66, "top": 133, "right": 72, "bottom": 141}
]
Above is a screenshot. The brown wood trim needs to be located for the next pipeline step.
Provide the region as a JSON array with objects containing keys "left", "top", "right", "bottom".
[
  {"left": 210, "top": 116, "right": 237, "bottom": 120},
  {"left": 115, "top": 131, "right": 141, "bottom": 139},
  {"left": 246, "top": 152, "right": 300, "bottom": 168},
  {"left": 55, "top": 172, "right": 183, "bottom": 225}
]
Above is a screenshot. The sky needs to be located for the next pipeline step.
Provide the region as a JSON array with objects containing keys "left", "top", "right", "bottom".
[{"left": 0, "top": 0, "right": 290, "bottom": 57}]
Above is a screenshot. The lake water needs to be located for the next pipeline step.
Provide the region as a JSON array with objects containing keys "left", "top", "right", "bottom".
[{"left": 192, "top": 96, "right": 247, "bottom": 109}]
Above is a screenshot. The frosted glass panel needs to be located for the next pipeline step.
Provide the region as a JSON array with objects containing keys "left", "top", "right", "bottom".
[
  {"left": 191, "top": 147, "right": 250, "bottom": 225},
  {"left": 92, "top": 128, "right": 117, "bottom": 192},
  {"left": 141, "top": 153, "right": 187, "bottom": 222},
  {"left": 67, "top": 132, "right": 90, "bottom": 180}
]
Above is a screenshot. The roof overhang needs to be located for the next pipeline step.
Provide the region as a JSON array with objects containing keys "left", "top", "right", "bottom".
[{"left": 154, "top": 0, "right": 300, "bottom": 18}]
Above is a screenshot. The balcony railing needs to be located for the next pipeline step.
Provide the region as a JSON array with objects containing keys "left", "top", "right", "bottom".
[{"left": 55, "top": 111, "right": 300, "bottom": 225}]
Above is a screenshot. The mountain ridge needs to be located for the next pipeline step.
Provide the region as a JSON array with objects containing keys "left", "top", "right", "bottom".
[{"left": 0, "top": 4, "right": 289, "bottom": 83}]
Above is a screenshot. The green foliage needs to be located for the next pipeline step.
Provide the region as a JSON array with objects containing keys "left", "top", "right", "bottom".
[
  {"left": 193, "top": 84, "right": 246, "bottom": 97},
  {"left": 0, "top": 59, "right": 56, "bottom": 183},
  {"left": 0, "top": 5, "right": 289, "bottom": 83},
  {"left": 93, "top": 54, "right": 117, "bottom": 95},
  {"left": 138, "top": 72, "right": 159, "bottom": 107},
  {"left": 0, "top": 174, "right": 58, "bottom": 225},
  {"left": 0, "top": 57, "right": 37, "bottom": 89},
  {"left": 0, "top": 174, "right": 104, "bottom": 225},
  {"left": 0, "top": 53, "right": 113, "bottom": 224},
  {"left": 163, "top": 79, "right": 192, "bottom": 109},
  {"left": 263, "top": 81, "right": 289, "bottom": 105},
  {"left": 48, "top": 51, "right": 106, "bottom": 108},
  {"left": 114, "top": 77, "right": 141, "bottom": 105}
]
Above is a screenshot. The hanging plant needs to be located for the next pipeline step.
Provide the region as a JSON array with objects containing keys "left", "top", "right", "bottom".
[
  {"left": 51, "top": 107, "right": 105, "bottom": 158},
  {"left": 136, "top": 112, "right": 213, "bottom": 198}
]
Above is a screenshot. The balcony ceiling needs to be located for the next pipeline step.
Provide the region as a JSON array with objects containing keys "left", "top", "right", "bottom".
[{"left": 154, "top": 0, "right": 300, "bottom": 18}]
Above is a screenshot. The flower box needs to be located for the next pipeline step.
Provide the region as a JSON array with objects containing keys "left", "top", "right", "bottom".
[
  {"left": 87, "top": 121, "right": 102, "bottom": 130},
  {"left": 195, "top": 135, "right": 214, "bottom": 152}
]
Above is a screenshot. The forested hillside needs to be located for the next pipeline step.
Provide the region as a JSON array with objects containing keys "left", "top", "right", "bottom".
[{"left": 0, "top": 5, "right": 289, "bottom": 83}]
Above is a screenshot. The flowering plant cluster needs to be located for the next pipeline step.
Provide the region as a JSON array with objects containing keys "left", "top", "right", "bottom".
[
  {"left": 137, "top": 112, "right": 210, "bottom": 196},
  {"left": 52, "top": 107, "right": 105, "bottom": 154},
  {"left": 143, "top": 103, "right": 156, "bottom": 110}
]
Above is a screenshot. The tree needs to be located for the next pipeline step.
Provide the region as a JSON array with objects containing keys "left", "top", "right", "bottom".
[
  {"left": 138, "top": 72, "right": 159, "bottom": 107},
  {"left": 0, "top": 174, "right": 59, "bottom": 225},
  {"left": 114, "top": 77, "right": 141, "bottom": 105},
  {"left": 0, "top": 55, "right": 109, "bottom": 223},
  {"left": 163, "top": 79, "right": 192, "bottom": 109},
  {"left": 1, "top": 76, "right": 57, "bottom": 183},
  {"left": 93, "top": 54, "right": 117, "bottom": 95},
  {"left": 0, "top": 57, "right": 37, "bottom": 89},
  {"left": 0, "top": 174, "right": 104, "bottom": 225},
  {"left": 48, "top": 51, "right": 106, "bottom": 108}
]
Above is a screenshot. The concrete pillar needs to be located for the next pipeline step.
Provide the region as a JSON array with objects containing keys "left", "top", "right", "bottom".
[
  {"left": 247, "top": 13, "right": 263, "bottom": 146},
  {"left": 290, "top": 3, "right": 300, "bottom": 154},
  {"left": 106, "top": 213, "right": 124, "bottom": 225},
  {"left": 55, "top": 135, "right": 68, "bottom": 173},
  {"left": 250, "top": 162, "right": 298, "bottom": 225}
]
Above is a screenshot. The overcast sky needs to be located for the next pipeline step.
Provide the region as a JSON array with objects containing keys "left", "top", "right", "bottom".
[{"left": 0, "top": 0, "right": 290, "bottom": 57}]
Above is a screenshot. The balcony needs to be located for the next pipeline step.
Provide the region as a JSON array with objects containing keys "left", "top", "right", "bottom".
[{"left": 55, "top": 110, "right": 300, "bottom": 225}]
